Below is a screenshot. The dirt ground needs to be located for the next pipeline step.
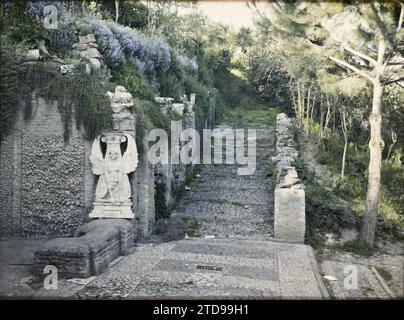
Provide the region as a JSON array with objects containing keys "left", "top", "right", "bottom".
[{"left": 298, "top": 132, "right": 403, "bottom": 299}]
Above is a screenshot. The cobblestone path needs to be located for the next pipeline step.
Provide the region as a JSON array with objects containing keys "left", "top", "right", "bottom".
[
  {"left": 170, "top": 125, "right": 274, "bottom": 240},
  {"left": 75, "top": 238, "right": 326, "bottom": 298},
  {"left": 71, "top": 113, "right": 327, "bottom": 299}
]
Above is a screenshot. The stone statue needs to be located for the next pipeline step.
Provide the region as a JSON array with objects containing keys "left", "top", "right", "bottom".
[
  {"left": 107, "top": 86, "right": 135, "bottom": 132},
  {"left": 89, "top": 133, "right": 138, "bottom": 219}
]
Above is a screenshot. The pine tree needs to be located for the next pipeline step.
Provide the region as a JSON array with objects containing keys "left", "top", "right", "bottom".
[{"left": 254, "top": 1, "right": 404, "bottom": 246}]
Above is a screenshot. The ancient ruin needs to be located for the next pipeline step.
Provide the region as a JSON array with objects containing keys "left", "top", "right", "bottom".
[
  {"left": 272, "top": 113, "right": 306, "bottom": 243},
  {"left": 89, "top": 86, "right": 138, "bottom": 219},
  {"left": 2, "top": 0, "right": 401, "bottom": 300},
  {"left": 89, "top": 133, "right": 138, "bottom": 219}
]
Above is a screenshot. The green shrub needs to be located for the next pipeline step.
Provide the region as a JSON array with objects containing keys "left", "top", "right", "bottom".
[
  {"left": 101, "top": 0, "right": 149, "bottom": 29},
  {"left": 314, "top": 128, "right": 403, "bottom": 239},
  {"left": 19, "top": 62, "right": 112, "bottom": 141},
  {"left": 155, "top": 182, "right": 169, "bottom": 219},
  {"left": 134, "top": 98, "right": 172, "bottom": 155},
  {"left": 112, "top": 61, "right": 156, "bottom": 101},
  {"left": 184, "top": 74, "right": 210, "bottom": 116},
  {"left": 329, "top": 240, "right": 375, "bottom": 256},
  {"left": 158, "top": 51, "right": 186, "bottom": 100},
  {"left": 294, "top": 158, "right": 359, "bottom": 247},
  {"left": 1, "top": 2, "right": 49, "bottom": 47}
]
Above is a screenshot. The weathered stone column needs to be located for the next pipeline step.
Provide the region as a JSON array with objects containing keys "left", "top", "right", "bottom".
[
  {"left": 89, "top": 86, "right": 138, "bottom": 220},
  {"left": 272, "top": 113, "right": 306, "bottom": 243},
  {"left": 133, "top": 135, "right": 155, "bottom": 239}
]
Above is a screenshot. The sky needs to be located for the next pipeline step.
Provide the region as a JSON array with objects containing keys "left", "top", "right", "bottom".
[{"left": 179, "top": 1, "right": 272, "bottom": 31}]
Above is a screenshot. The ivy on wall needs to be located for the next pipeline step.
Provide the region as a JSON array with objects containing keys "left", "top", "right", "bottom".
[
  {"left": 0, "top": 36, "right": 20, "bottom": 140},
  {"left": 19, "top": 62, "right": 112, "bottom": 141}
]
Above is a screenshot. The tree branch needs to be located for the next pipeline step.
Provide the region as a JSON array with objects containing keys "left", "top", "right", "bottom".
[
  {"left": 397, "top": 2, "right": 404, "bottom": 34},
  {"left": 328, "top": 56, "right": 374, "bottom": 83},
  {"left": 382, "top": 76, "right": 404, "bottom": 86},
  {"left": 370, "top": 3, "right": 394, "bottom": 49},
  {"left": 342, "top": 43, "right": 377, "bottom": 66},
  {"left": 326, "top": 27, "right": 377, "bottom": 66}
]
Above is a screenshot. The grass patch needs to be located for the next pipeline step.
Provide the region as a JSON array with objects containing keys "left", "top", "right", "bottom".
[
  {"left": 328, "top": 240, "right": 376, "bottom": 257},
  {"left": 375, "top": 267, "right": 393, "bottom": 281},
  {"left": 230, "top": 201, "right": 246, "bottom": 207},
  {"left": 181, "top": 217, "right": 201, "bottom": 237},
  {"left": 222, "top": 105, "right": 280, "bottom": 129}
]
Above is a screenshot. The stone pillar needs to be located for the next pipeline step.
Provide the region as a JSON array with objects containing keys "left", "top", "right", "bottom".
[
  {"left": 274, "top": 188, "right": 305, "bottom": 243},
  {"left": 154, "top": 97, "right": 174, "bottom": 114},
  {"left": 272, "top": 113, "right": 306, "bottom": 243},
  {"left": 154, "top": 163, "right": 173, "bottom": 217},
  {"left": 89, "top": 86, "right": 138, "bottom": 220},
  {"left": 133, "top": 135, "right": 155, "bottom": 239}
]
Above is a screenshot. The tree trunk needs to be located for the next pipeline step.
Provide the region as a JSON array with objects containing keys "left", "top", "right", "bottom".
[
  {"left": 290, "top": 79, "right": 299, "bottom": 118},
  {"left": 386, "top": 130, "right": 397, "bottom": 162},
  {"left": 340, "top": 110, "right": 349, "bottom": 179},
  {"left": 306, "top": 86, "right": 311, "bottom": 130},
  {"left": 341, "top": 138, "right": 348, "bottom": 179},
  {"left": 323, "top": 94, "right": 331, "bottom": 139},
  {"left": 310, "top": 91, "right": 316, "bottom": 121},
  {"left": 297, "top": 82, "right": 302, "bottom": 123},
  {"left": 115, "top": 0, "right": 120, "bottom": 23},
  {"left": 360, "top": 79, "right": 383, "bottom": 247},
  {"left": 319, "top": 107, "right": 324, "bottom": 139}
]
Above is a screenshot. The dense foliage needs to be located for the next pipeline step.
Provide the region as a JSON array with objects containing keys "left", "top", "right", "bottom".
[
  {"left": 20, "top": 62, "right": 113, "bottom": 141},
  {"left": 0, "top": 36, "right": 20, "bottom": 140},
  {"left": 0, "top": 1, "right": 246, "bottom": 141},
  {"left": 250, "top": 2, "right": 404, "bottom": 244}
]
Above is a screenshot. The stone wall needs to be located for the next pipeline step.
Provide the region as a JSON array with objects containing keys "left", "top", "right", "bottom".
[
  {"left": 0, "top": 133, "right": 17, "bottom": 235},
  {"left": 152, "top": 95, "right": 197, "bottom": 220},
  {"left": 272, "top": 113, "right": 306, "bottom": 243},
  {"left": 0, "top": 80, "right": 200, "bottom": 241},
  {"left": 0, "top": 96, "right": 93, "bottom": 237}
]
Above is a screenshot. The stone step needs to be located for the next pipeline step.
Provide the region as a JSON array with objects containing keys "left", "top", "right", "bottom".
[
  {"left": 181, "top": 193, "right": 272, "bottom": 205},
  {"left": 172, "top": 202, "right": 273, "bottom": 220}
]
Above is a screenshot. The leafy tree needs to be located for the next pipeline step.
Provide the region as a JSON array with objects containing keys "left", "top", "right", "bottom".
[
  {"left": 101, "top": 0, "right": 149, "bottom": 29},
  {"left": 253, "top": 1, "right": 404, "bottom": 246}
]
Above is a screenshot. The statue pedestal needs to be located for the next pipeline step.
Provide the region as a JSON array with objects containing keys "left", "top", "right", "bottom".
[{"left": 89, "top": 202, "right": 134, "bottom": 219}]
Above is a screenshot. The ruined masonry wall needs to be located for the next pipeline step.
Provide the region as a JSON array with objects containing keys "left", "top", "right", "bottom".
[
  {"left": 0, "top": 96, "right": 93, "bottom": 237},
  {"left": 272, "top": 113, "right": 306, "bottom": 243}
]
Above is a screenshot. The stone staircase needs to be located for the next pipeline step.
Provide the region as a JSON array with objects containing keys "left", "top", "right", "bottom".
[
  {"left": 167, "top": 126, "right": 274, "bottom": 240},
  {"left": 74, "top": 124, "right": 328, "bottom": 298}
]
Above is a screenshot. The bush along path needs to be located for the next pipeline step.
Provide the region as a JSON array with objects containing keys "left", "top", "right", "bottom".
[{"left": 297, "top": 131, "right": 403, "bottom": 298}]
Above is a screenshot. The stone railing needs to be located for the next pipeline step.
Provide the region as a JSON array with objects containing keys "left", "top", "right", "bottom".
[{"left": 271, "top": 113, "right": 305, "bottom": 243}]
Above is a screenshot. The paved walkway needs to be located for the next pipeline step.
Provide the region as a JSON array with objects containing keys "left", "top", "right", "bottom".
[
  {"left": 0, "top": 114, "right": 328, "bottom": 299},
  {"left": 73, "top": 122, "right": 327, "bottom": 298},
  {"left": 77, "top": 238, "right": 326, "bottom": 298},
  {"left": 169, "top": 125, "right": 274, "bottom": 240}
]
